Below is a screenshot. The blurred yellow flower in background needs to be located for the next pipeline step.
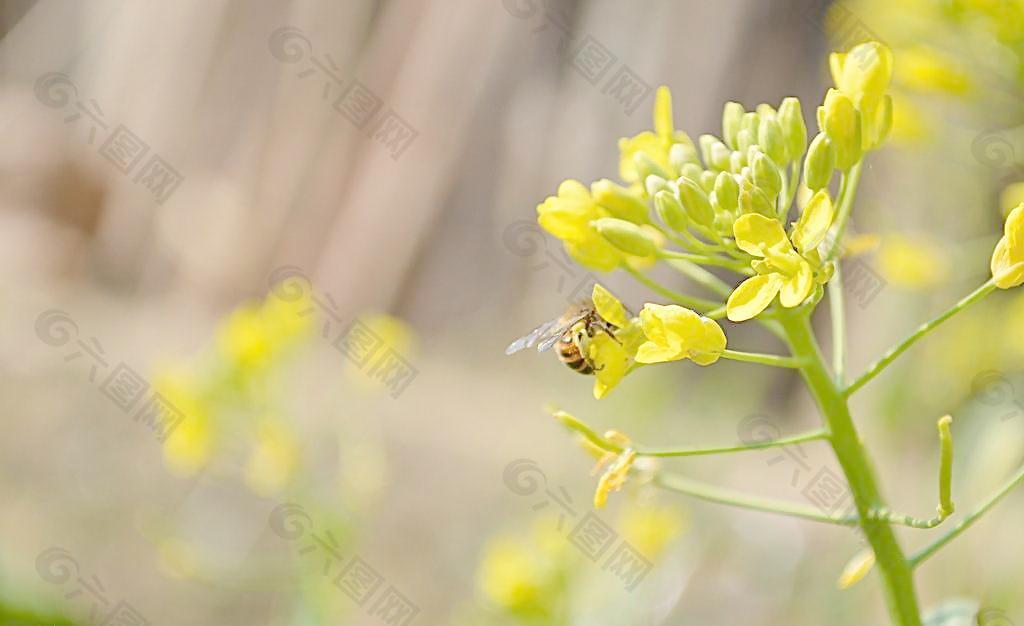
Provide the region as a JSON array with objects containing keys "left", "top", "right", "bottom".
[
  {"left": 342, "top": 313, "right": 416, "bottom": 393},
  {"left": 876, "top": 234, "right": 950, "bottom": 289},
  {"left": 244, "top": 417, "right": 300, "bottom": 496},
  {"left": 216, "top": 291, "right": 313, "bottom": 373},
  {"left": 155, "top": 366, "right": 214, "bottom": 476},
  {"left": 476, "top": 519, "right": 569, "bottom": 614},
  {"left": 618, "top": 504, "right": 685, "bottom": 560}
]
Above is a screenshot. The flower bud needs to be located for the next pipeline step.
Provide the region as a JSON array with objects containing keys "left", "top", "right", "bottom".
[
  {"left": 736, "top": 128, "right": 754, "bottom": 153},
  {"left": 714, "top": 171, "right": 739, "bottom": 213},
  {"left": 699, "top": 170, "right": 717, "bottom": 192},
  {"left": 751, "top": 152, "right": 783, "bottom": 199},
  {"left": 729, "top": 150, "right": 745, "bottom": 173},
  {"left": 741, "top": 112, "right": 760, "bottom": 141},
  {"left": 821, "top": 89, "right": 862, "bottom": 170},
  {"left": 756, "top": 103, "right": 777, "bottom": 119},
  {"left": 644, "top": 175, "right": 668, "bottom": 198},
  {"left": 863, "top": 93, "right": 893, "bottom": 150},
  {"left": 633, "top": 151, "right": 670, "bottom": 181},
  {"left": 654, "top": 189, "right": 688, "bottom": 232},
  {"left": 758, "top": 116, "right": 787, "bottom": 165},
  {"left": 592, "top": 179, "right": 650, "bottom": 224},
  {"left": 653, "top": 85, "right": 674, "bottom": 140},
  {"left": 699, "top": 134, "right": 716, "bottom": 168},
  {"left": 778, "top": 97, "right": 807, "bottom": 161},
  {"left": 677, "top": 178, "right": 716, "bottom": 227},
  {"left": 709, "top": 140, "right": 731, "bottom": 171},
  {"left": 593, "top": 217, "right": 657, "bottom": 257},
  {"left": 669, "top": 142, "right": 700, "bottom": 170},
  {"left": 804, "top": 133, "right": 835, "bottom": 191},
  {"left": 740, "top": 181, "right": 775, "bottom": 217},
  {"left": 679, "top": 163, "right": 702, "bottom": 184},
  {"left": 830, "top": 42, "right": 893, "bottom": 112},
  {"left": 722, "top": 101, "right": 745, "bottom": 149}
]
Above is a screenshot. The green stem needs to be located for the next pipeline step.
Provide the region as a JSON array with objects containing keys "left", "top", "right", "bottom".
[
  {"left": 653, "top": 471, "right": 858, "bottom": 526},
  {"left": 720, "top": 349, "right": 806, "bottom": 369},
  {"left": 779, "top": 312, "right": 923, "bottom": 626},
  {"left": 845, "top": 280, "right": 997, "bottom": 397},
  {"left": 829, "top": 264, "right": 847, "bottom": 385},
  {"left": 825, "top": 162, "right": 863, "bottom": 263},
  {"left": 661, "top": 257, "right": 735, "bottom": 299},
  {"left": 622, "top": 265, "right": 722, "bottom": 313},
  {"left": 867, "top": 508, "right": 949, "bottom": 529},
  {"left": 910, "top": 462, "right": 1024, "bottom": 567},
  {"left": 658, "top": 249, "right": 749, "bottom": 272},
  {"left": 555, "top": 411, "right": 829, "bottom": 457}
]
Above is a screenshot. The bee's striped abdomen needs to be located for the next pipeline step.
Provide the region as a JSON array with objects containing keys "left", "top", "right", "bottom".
[{"left": 557, "top": 337, "right": 593, "bottom": 375}]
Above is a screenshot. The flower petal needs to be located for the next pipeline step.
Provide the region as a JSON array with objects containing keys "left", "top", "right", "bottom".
[
  {"left": 687, "top": 317, "right": 727, "bottom": 365},
  {"left": 780, "top": 259, "right": 814, "bottom": 307},
  {"left": 592, "top": 284, "right": 630, "bottom": 328},
  {"left": 727, "top": 273, "right": 784, "bottom": 322},
  {"left": 791, "top": 190, "right": 835, "bottom": 253},
  {"left": 733, "top": 214, "right": 788, "bottom": 257},
  {"left": 589, "top": 333, "right": 629, "bottom": 399},
  {"left": 991, "top": 204, "right": 1024, "bottom": 289},
  {"left": 635, "top": 341, "right": 682, "bottom": 364}
]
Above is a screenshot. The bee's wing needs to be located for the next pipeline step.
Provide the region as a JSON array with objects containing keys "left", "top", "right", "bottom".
[
  {"left": 535, "top": 311, "right": 589, "bottom": 352},
  {"left": 505, "top": 318, "right": 561, "bottom": 355}
]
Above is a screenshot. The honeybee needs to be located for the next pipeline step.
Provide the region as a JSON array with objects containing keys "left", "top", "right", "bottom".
[{"left": 505, "top": 303, "right": 620, "bottom": 374}]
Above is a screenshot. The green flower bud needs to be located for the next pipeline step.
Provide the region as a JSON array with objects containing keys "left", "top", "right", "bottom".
[
  {"left": 677, "top": 178, "right": 716, "bottom": 227},
  {"left": 644, "top": 175, "right": 668, "bottom": 199},
  {"left": 593, "top": 217, "right": 657, "bottom": 257},
  {"left": 741, "top": 112, "right": 761, "bottom": 140},
  {"left": 778, "top": 97, "right": 807, "bottom": 162},
  {"left": 751, "top": 152, "right": 783, "bottom": 199},
  {"left": 740, "top": 180, "right": 776, "bottom": 217},
  {"left": 722, "top": 101, "right": 745, "bottom": 149},
  {"left": 821, "top": 89, "right": 862, "bottom": 170},
  {"left": 699, "top": 170, "right": 717, "bottom": 192},
  {"left": 669, "top": 142, "right": 700, "bottom": 170},
  {"left": 632, "top": 151, "right": 670, "bottom": 181},
  {"left": 714, "top": 171, "right": 740, "bottom": 213},
  {"left": 729, "top": 150, "right": 745, "bottom": 173},
  {"left": 592, "top": 179, "right": 650, "bottom": 223},
  {"left": 654, "top": 189, "right": 688, "bottom": 231},
  {"left": 709, "top": 140, "right": 731, "bottom": 171},
  {"left": 699, "top": 134, "right": 717, "bottom": 168},
  {"left": 803, "top": 133, "right": 835, "bottom": 191},
  {"left": 736, "top": 128, "right": 754, "bottom": 153},
  {"left": 758, "top": 117, "right": 787, "bottom": 164},
  {"left": 679, "top": 163, "right": 703, "bottom": 184},
  {"left": 756, "top": 103, "right": 777, "bottom": 119}
]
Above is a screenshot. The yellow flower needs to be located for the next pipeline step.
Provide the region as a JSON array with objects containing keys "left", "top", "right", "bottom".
[
  {"left": 216, "top": 291, "right": 313, "bottom": 373},
  {"left": 594, "top": 448, "right": 636, "bottom": 508},
  {"left": 587, "top": 284, "right": 643, "bottom": 399},
  {"left": 476, "top": 519, "right": 568, "bottom": 613},
  {"left": 617, "top": 86, "right": 694, "bottom": 186},
  {"left": 876, "top": 234, "right": 949, "bottom": 289},
  {"left": 619, "top": 504, "right": 685, "bottom": 560},
  {"left": 634, "top": 303, "right": 726, "bottom": 365},
  {"left": 727, "top": 194, "right": 835, "bottom": 322},
  {"left": 829, "top": 41, "right": 894, "bottom": 149},
  {"left": 898, "top": 46, "right": 970, "bottom": 95},
  {"left": 991, "top": 203, "right": 1024, "bottom": 289},
  {"left": 537, "top": 180, "right": 623, "bottom": 272},
  {"left": 155, "top": 366, "right": 213, "bottom": 476},
  {"left": 1000, "top": 182, "right": 1024, "bottom": 219},
  {"left": 243, "top": 418, "right": 299, "bottom": 496}
]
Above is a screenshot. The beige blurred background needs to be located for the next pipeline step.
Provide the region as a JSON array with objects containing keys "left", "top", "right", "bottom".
[{"left": 1, "top": 0, "right": 1022, "bottom": 624}]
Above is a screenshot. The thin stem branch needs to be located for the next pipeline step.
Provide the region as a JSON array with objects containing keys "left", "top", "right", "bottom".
[
  {"left": 825, "top": 162, "right": 864, "bottom": 263},
  {"left": 661, "top": 257, "right": 735, "bottom": 299},
  {"left": 554, "top": 410, "right": 829, "bottom": 458},
  {"left": 720, "top": 349, "right": 806, "bottom": 369},
  {"left": 658, "top": 249, "right": 749, "bottom": 272},
  {"left": 622, "top": 265, "right": 722, "bottom": 312},
  {"left": 910, "top": 462, "right": 1024, "bottom": 567},
  {"left": 654, "top": 471, "right": 858, "bottom": 526},
  {"left": 844, "top": 280, "right": 997, "bottom": 397}
]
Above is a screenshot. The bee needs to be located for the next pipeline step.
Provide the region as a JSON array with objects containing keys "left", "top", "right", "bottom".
[{"left": 505, "top": 303, "right": 620, "bottom": 374}]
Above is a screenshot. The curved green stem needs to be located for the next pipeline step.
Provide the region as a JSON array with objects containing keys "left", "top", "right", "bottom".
[
  {"left": 825, "top": 162, "right": 864, "bottom": 263},
  {"left": 622, "top": 265, "right": 722, "bottom": 312},
  {"left": 845, "top": 280, "right": 997, "bottom": 397},
  {"left": 867, "top": 509, "right": 950, "bottom": 529},
  {"left": 779, "top": 312, "right": 923, "bottom": 625},
  {"left": 720, "top": 349, "right": 806, "bottom": 369},
  {"left": 658, "top": 249, "right": 750, "bottom": 272},
  {"left": 661, "top": 257, "right": 735, "bottom": 299},
  {"left": 654, "top": 471, "right": 858, "bottom": 526},
  {"left": 554, "top": 410, "right": 829, "bottom": 458},
  {"left": 910, "top": 462, "right": 1024, "bottom": 567}
]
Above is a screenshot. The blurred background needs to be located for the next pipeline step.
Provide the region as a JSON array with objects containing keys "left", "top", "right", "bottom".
[{"left": 1, "top": 0, "right": 1023, "bottom": 624}]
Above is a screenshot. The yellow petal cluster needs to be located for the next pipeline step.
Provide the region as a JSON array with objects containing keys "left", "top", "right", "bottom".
[
  {"left": 829, "top": 41, "right": 894, "bottom": 150},
  {"left": 991, "top": 203, "right": 1024, "bottom": 289},
  {"left": 634, "top": 303, "right": 726, "bottom": 365}
]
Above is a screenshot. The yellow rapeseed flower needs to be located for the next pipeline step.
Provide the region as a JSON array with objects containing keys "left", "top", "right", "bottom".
[
  {"left": 617, "top": 86, "right": 691, "bottom": 186},
  {"left": 876, "top": 234, "right": 950, "bottom": 289},
  {"left": 587, "top": 284, "right": 644, "bottom": 399},
  {"left": 991, "top": 203, "right": 1024, "bottom": 289},
  {"left": 618, "top": 504, "right": 685, "bottom": 560},
  {"left": 216, "top": 291, "right": 313, "bottom": 373},
  {"left": 155, "top": 366, "right": 213, "bottom": 476},
  {"left": 537, "top": 180, "right": 624, "bottom": 272},
  {"left": 634, "top": 304, "right": 726, "bottom": 365},
  {"left": 727, "top": 194, "right": 835, "bottom": 321}
]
